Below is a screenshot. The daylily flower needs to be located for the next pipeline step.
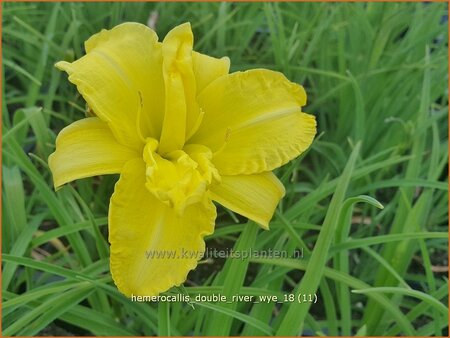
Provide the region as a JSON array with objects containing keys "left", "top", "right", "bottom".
[{"left": 49, "top": 22, "right": 316, "bottom": 297}]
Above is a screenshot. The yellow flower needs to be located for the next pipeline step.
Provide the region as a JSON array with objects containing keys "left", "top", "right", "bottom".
[{"left": 48, "top": 22, "right": 316, "bottom": 297}]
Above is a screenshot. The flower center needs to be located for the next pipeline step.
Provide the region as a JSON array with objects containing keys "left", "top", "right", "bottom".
[{"left": 143, "top": 138, "right": 220, "bottom": 213}]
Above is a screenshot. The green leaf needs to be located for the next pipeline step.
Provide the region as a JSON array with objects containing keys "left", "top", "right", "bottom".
[{"left": 276, "top": 142, "right": 361, "bottom": 335}]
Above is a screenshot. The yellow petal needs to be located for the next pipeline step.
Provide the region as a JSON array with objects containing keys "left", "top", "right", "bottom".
[
  {"left": 159, "top": 23, "right": 199, "bottom": 155},
  {"left": 109, "top": 158, "right": 216, "bottom": 297},
  {"left": 143, "top": 139, "right": 209, "bottom": 213},
  {"left": 213, "top": 112, "right": 316, "bottom": 175},
  {"left": 190, "top": 69, "right": 316, "bottom": 175},
  {"left": 56, "top": 23, "right": 165, "bottom": 149},
  {"left": 192, "top": 51, "right": 230, "bottom": 94},
  {"left": 209, "top": 172, "right": 285, "bottom": 229},
  {"left": 48, "top": 118, "right": 139, "bottom": 189}
]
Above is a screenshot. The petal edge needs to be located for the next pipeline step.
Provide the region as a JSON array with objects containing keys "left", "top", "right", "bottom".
[
  {"left": 209, "top": 172, "right": 285, "bottom": 229},
  {"left": 48, "top": 117, "right": 138, "bottom": 189},
  {"left": 109, "top": 158, "right": 216, "bottom": 297}
]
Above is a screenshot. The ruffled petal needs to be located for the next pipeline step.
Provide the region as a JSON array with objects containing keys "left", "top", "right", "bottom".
[
  {"left": 159, "top": 23, "right": 199, "bottom": 154},
  {"left": 48, "top": 117, "right": 139, "bottom": 189},
  {"left": 190, "top": 69, "right": 316, "bottom": 175},
  {"left": 109, "top": 158, "right": 216, "bottom": 297},
  {"left": 192, "top": 51, "right": 230, "bottom": 94},
  {"left": 212, "top": 112, "right": 316, "bottom": 175},
  {"left": 209, "top": 172, "right": 285, "bottom": 229},
  {"left": 56, "top": 23, "right": 165, "bottom": 149}
]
